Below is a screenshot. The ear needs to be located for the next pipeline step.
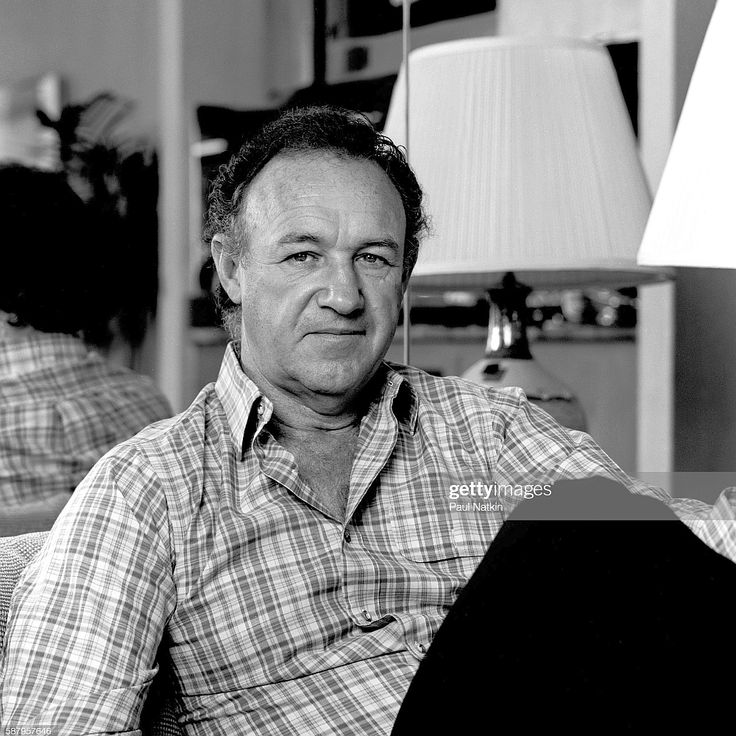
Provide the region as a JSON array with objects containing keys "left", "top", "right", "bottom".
[{"left": 211, "top": 235, "right": 242, "bottom": 304}]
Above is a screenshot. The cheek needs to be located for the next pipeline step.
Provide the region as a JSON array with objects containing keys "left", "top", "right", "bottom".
[
  {"left": 240, "top": 282, "right": 282, "bottom": 335},
  {"left": 241, "top": 279, "right": 309, "bottom": 336},
  {"left": 370, "top": 288, "right": 403, "bottom": 329}
]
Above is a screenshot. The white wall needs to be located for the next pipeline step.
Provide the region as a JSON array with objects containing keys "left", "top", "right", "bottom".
[
  {"left": 264, "top": 0, "right": 313, "bottom": 99},
  {"left": 182, "top": 0, "right": 270, "bottom": 110},
  {"left": 497, "top": 0, "right": 641, "bottom": 41},
  {"left": 0, "top": 0, "right": 159, "bottom": 140},
  {"left": 0, "top": 0, "right": 275, "bottom": 132}
]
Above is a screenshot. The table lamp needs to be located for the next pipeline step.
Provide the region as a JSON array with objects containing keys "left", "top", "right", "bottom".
[
  {"left": 638, "top": 0, "right": 735, "bottom": 270},
  {"left": 384, "top": 37, "right": 669, "bottom": 430}
]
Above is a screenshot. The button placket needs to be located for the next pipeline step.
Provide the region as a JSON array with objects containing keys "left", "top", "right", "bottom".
[{"left": 341, "top": 526, "right": 380, "bottom": 628}]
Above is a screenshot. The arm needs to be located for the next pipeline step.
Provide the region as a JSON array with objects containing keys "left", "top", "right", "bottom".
[
  {"left": 493, "top": 390, "right": 736, "bottom": 560},
  {"left": 0, "top": 447, "right": 176, "bottom": 734},
  {"left": 493, "top": 389, "right": 648, "bottom": 494}
]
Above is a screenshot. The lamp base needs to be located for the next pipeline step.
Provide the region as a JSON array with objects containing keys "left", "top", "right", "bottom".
[{"left": 462, "top": 357, "right": 587, "bottom": 432}]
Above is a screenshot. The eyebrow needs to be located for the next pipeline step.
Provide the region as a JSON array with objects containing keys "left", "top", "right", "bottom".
[
  {"left": 363, "top": 238, "right": 401, "bottom": 253},
  {"left": 276, "top": 232, "right": 322, "bottom": 246},
  {"left": 276, "top": 234, "right": 401, "bottom": 252}
]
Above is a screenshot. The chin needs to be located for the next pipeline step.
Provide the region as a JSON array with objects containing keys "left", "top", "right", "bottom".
[{"left": 298, "top": 359, "right": 376, "bottom": 398}]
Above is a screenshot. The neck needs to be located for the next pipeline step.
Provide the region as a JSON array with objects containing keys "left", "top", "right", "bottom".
[
  {"left": 268, "top": 391, "right": 364, "bottom": 437},
  {"left": 238, "top": 359, "right": 380, "bottom": 435}
]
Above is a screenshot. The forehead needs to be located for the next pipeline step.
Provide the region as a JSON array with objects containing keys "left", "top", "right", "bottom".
[{"left": 238, "top": 151, "right": 405, "bottom": 231}]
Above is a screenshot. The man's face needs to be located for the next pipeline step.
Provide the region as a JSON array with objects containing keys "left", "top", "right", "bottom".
[{"left": 213, "top": 151, "right": 406, "bottom": 405}]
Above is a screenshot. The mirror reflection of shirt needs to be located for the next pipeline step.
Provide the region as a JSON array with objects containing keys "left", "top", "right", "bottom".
[{"left": 0, "top": 329, "right": 172, "bottom": 505}]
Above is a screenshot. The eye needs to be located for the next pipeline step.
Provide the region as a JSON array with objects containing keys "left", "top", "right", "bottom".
[
  {"left": 286, "top": 252, "right": 317, "bottom": 263},
  {"left": 357, "top": 252, "right": 390, "bottom": 266}
]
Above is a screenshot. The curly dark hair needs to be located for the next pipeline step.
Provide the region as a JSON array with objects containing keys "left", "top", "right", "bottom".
[
  {"left": 0, "top": 164, "right": 118, "bottom": 337},
  {"left": 205, "top": 106, "right": 428, "bottom": 339}
]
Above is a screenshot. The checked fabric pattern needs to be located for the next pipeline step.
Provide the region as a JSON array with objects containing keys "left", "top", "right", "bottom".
[
  {"left": 0, "top": 533, "right": 180, "bottom": 736},
  {"left": 1, "top": 343, "right": 734, "bottom": 734},
  {"left": 0, "top": 330, "right": 172, "bottom": 506}
]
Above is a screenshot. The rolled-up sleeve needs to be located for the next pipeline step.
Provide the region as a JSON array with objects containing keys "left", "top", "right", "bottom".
[
  {"left": 0, "top": 446, "right": 176, "bottom": 735},
  {"left": 493, "top": 391, "right": 736, "bottom": 563},
  {"left": 678, "top": 487, "right": 736, "bottom": 564}
]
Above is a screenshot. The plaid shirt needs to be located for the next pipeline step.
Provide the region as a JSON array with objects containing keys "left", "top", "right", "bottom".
[
  {"left": 1, "top": 343, "right": 733, "bottom": 735},
  {"left": 0, "top": 329, "right": 172, "bottom": 505}
]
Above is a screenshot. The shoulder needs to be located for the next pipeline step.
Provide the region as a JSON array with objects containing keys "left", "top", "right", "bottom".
[
  {"left": 54, "top": 381, "right": 231, "bottom": 568},
  {"left": 385, "top": 361, "right": 527, "bottom": 424},
  {"left": 76, "top": 381, "right": 229, "bottom": 517},
  {"left": 112, "top": 381, "right": 227, "bottom": 474}
]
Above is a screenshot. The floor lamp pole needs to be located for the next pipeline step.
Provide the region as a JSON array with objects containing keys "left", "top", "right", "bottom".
[{"left": 401, "top": 0, "right": 411, "bottom": 366}]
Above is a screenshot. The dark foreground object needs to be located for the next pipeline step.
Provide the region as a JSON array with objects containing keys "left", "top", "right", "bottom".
[{"left": 392, "top": 478, "right": 736, "bottom": 734}]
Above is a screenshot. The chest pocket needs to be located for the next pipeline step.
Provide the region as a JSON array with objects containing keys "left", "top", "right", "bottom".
[{"left": 391, "top": 488, "right": 503, "bottom": 563}]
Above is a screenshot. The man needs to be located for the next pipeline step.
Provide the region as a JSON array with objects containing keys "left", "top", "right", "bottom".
[
  {"left": 1, "top": 108, "right": 733, "bottom": 733},
  {"left": 0, "top": 165, "right": 171, "bottom": 534}
]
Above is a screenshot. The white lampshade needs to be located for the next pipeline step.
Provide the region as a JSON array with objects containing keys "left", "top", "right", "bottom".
[
  {"left": 638, "top": 0, "right": 736, "bottom": 269},
  {"left": 384, "top": 37, "right": 669, "bottom": 289}
]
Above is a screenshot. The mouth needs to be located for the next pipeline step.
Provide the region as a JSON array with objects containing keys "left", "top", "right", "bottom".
[
  {"left": 308, "top": 329, "right": 366, "bottom": 336},
  {"left": 305, "top": 330, "right": 367, "bottom": 346},
  {"left": 315, "top": 330, "right": 365, "bottom": 336}
]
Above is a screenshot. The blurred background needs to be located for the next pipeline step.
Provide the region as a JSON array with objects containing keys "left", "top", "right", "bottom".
[{"left": 0, "top": 0, "right": 732, "bottom": 477}]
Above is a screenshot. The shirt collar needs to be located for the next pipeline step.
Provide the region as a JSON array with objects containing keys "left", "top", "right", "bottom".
[
  {"left": 215, "top": 343, "right": 269, "bottom": 456},
  {"left": 215, "top": 344, "right": 419, "bottom": 457},
  {"left": 377, "top": 361, "right": 419, "bottom": 434},
  {"left": 0, "top": 327, "right": 90, "bottom": 379}
]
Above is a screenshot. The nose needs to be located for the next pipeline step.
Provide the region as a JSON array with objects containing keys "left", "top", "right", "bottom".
[{"left": 315, "top": 261, "right": 364, "bottom": 315}]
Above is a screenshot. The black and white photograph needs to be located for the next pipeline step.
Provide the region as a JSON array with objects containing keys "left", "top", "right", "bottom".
[{"left": 1, "top": 1, "right": 734, "bottom": 733}]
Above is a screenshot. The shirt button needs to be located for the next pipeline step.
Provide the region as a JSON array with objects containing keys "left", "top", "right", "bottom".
[
  {"left": 343, "top": 529, "right": 351, "bottom": 543},
  {"left": 362, "top": 609, "right": 372, "bottom": 622},
  {"left": 256, "top": 404, "right": 264, "bottom": 416},
  {"left": 416, "top": 642, "right": 427, "bottom": 654}
]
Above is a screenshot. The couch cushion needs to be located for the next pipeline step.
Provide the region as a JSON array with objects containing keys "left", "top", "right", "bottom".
[{"left": 0, "top": 531, "right": 49, "bottom": 649}]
